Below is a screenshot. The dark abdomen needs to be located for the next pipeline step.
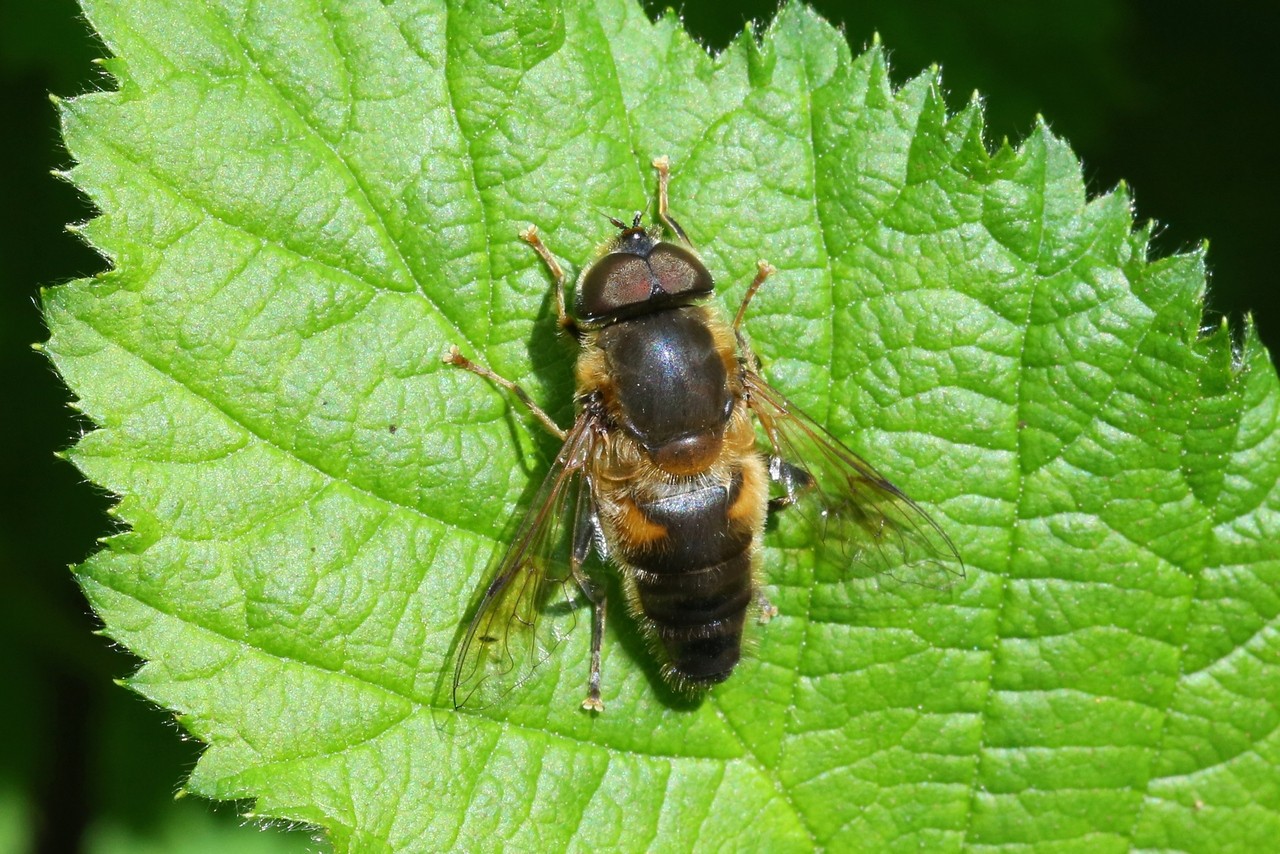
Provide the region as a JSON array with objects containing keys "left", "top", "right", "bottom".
[{"left": 620, "top": 471, "right": 756, "bottom": 687}]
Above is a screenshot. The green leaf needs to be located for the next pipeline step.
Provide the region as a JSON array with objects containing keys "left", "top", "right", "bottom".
[{"left": 45, "top": 0, "right": 1280, "bottom": 849}]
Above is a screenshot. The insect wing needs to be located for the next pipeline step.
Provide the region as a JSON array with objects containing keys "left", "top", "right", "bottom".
[
  {"left": 744, "top": 371, "right": 963, "bottom": 587},
  {"left": 452, "top": 417, "right": 597, "bottom": 710}
]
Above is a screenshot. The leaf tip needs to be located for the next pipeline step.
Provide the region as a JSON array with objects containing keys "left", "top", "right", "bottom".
[{"left": 1240, "top": 314, "right": 1272, "bottom": 363}]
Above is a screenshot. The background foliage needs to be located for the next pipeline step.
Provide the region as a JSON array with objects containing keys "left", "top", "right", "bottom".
[{"left": 1, "top": 0, "right": 1276, "bottom": 851}]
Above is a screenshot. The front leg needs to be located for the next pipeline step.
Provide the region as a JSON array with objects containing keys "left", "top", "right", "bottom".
[{"left": 520, "top": 225, "right": 581, "bottom": 339}]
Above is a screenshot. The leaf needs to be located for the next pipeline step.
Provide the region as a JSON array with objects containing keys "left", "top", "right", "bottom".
[{"left": 44, "top": 0, "right": 1280, "bottom": 850}]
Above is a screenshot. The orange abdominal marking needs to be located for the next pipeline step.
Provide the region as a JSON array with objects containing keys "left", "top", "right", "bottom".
[
  {"left": 728, "top": 457, "right": 768, "bottom": 527},
  {"left": 614, "top": 496, "right": 668, "bottom": 546}
]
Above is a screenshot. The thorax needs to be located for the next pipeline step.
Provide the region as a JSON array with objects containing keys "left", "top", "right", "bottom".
[{"left": 576, "top": 306, "right": 741, "bottom": 476}]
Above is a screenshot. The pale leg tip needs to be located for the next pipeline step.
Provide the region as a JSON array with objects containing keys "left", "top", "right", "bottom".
[{"left": 757, "top": 591, "right": 779, "bottom": 624}]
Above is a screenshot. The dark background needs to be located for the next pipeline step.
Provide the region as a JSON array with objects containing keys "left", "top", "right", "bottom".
[{"left": 2, "top": 1, "right": 1274, "bottom": 850}]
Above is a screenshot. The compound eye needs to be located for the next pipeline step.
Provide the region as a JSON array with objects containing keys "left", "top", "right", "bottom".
[
  {"left": 647, "top": 242, "right": 713, "bottom": 297},
  {"left": 580, "top": 253, "right": 653, "bottom": 318}
]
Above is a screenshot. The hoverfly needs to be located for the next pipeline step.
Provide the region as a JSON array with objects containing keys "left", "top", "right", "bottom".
[{"left": 445, "top": 157, "right": 961, "bottom": 711}]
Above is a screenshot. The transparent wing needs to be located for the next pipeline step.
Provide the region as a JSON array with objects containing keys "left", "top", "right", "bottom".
[
  {"left": 744, "top": 370, "right": 963, "bottom": 588},
  {"left": 452, "top": 416, "right": 598, "bottom": 710}
]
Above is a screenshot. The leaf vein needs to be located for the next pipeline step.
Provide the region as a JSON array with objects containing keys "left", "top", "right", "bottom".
[{"left": 220, "top": 2, "right": 482, "bottom": 353}]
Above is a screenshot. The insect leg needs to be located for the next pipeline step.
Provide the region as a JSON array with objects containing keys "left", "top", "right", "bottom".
[
  {"left": 756, "top": 589, "right": 779, "bottom": 624},
  {"left": 732, "top": 259, "right": 779, "bottom": 333},
  {"left": 519, "top": 225, "right": 581, "bottom": 339},
  {"left": 767, "top": 455, "right": 815, "bottom": 512},
  {"left": 570, "top": 485, "right": 607, "bottom": 712},
  {"left": 652, "top": 156, "right": 693, "bottom": 246},
  {"left": 442, "top": 346, "right": 567, "bottom": 441}
]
